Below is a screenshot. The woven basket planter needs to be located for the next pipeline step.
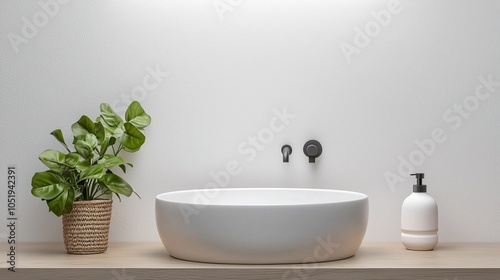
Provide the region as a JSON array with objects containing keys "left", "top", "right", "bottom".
[{"left": 62, "top": 199, "right": 113, "bottom": 254}]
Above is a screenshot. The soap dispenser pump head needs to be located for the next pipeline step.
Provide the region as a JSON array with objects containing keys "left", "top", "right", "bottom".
[{"left": 410, "top": 173, "right": 427, "bottom": 192}]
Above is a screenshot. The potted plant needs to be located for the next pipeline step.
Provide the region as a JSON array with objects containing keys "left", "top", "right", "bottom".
[{"left": 30, "top": 101, "right": 150, "bottom": 254}]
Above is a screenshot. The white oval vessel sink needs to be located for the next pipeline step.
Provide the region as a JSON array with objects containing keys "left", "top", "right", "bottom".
[{"left": 155, "top": 188, "right": 368, "bottom": 264}]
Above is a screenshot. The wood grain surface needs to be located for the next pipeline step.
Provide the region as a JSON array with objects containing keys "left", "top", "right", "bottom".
[{"left": 1, "top": 242, "right": 498, "bottom": 279}]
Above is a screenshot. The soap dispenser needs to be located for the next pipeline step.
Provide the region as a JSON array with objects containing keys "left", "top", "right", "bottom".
[{"left": 401, "top": 173, "right": 438, "bottom": 251}]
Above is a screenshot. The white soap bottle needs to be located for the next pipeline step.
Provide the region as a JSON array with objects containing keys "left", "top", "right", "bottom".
[{"left": 401, "top": 173, "right": 438, "bottom": 251}]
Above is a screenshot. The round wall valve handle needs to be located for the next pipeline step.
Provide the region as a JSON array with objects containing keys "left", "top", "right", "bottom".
[{"left": 303, "top": 140, "right": 322, "bottom": 163}]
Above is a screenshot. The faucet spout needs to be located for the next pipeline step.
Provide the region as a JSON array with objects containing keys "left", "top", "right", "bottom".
[{"left": 281, "top": 145, "right": 292, "bottom": 163}]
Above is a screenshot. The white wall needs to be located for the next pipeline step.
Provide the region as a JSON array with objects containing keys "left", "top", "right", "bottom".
[{"left": 1, "top": 0, "right": 499, "bottom": 243}]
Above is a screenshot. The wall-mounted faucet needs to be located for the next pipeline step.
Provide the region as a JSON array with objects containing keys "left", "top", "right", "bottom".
[
  {"left": 281, "top": 145, "right": 292, "bottom": 163},
  {"left": 303, "top": 140, "right": 322, "bottom": 163}
]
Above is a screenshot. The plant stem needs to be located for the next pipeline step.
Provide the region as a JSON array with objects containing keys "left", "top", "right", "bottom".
[
  {"left": 87, "top": 180, "right": 92, "bottom": 200},
  {"left": 94, "top": 192, "right": 107, "bottom": 199},
  {"left": 70, "top": 170, "right": 80, "bottom": 200},
  {"left": 63, "top": 145, "right": 71, "bottom": 153},
  {"left": 86, "top": 181, "right": 90, "bottom": 200},
  {"left": 91, "top": 179, "right": 100, "bottom": 199},
  {"left": 114, "top": 144, "right": 125, "bottom": 156}
]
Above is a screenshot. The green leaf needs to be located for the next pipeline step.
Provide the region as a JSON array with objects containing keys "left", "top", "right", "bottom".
[
  {"left": 63, "top": 188, "right": 75, "bottom": 214},
  {"left": 50, "top": 129, "right": 70, "bottom": 152},
  {"left": 76, "top": 160, "right": 90, "bottom": 171},
  {"left": 99, "top": 136, "right": 116, "bottom": 158},
  {"left": 99, "top": 103, "right": 123, "bottom": 128},
  {"left": 65, "top": 153, "right": 90, "bottom": 171},
  {"left": 74, "top": 139, "right": 93, "bottom": 160},
  {"left": 71, "top": 115, "right": 95, "bottom": 136},
  {"left": 125, "top": 101, "right": 151, "bottom": 129},
  {"left": 50, "top": 129, "right": 66, "bottom": 145},
  {"left": 120, "top": 122, "right": 145, "bottom": 151},
  {"left": 132, "top": 190, "right": 142, "bottom": 199},
  {"left": 73, "top": 134, "right": 98, "bottom": 159},
  {"left": 74, "top": 189, "right": 82, "bottom": 200},
  {"left": 84, "top": 134, "right": 98, "bottom": 150},
  {"left": 125, "top": 101, "right": 143, "bottom": 122},
  {"left": 118, "top": 162, "right": 134, "bottom": 173},
  {"left": 94, "top": 122, "right": 105, "bottom": 143},
  {"left": 78, "top": 164, "right": 105, "bottom": 182},
  {"left": 97, "top": 183, "right": 113, "bottom": 199},
  {"left": 47, "top": 187, "right": 74, "bottom": 217},
  {"left": 113, "top": 125, "right": 125, "bottom": 139},
  {"left": 38, "top": 149, "right": 66, "bottom": 171},
  {"left": 99, "top": 173, "right": 133, "bottom": 197},
  {"left": 31, "top": 172, "right": 68, "bottom": 200},
  {"left": 64, "top": 152, "right": 85, "bottom": 168},
  {"left": 98, "top": 154, "right": 125, "bottom": 169},
  {"left": 98, "top": 182, "right": 112, "bottom": 195},
  {"left": 97, "top": 116, "right": 116, "bottom": 138},
  {"left": 72, "top": 135, "right": 82, "bottom": 145},
  {"left": 129, "top": 114, "right": 151, "bottom": 130}
]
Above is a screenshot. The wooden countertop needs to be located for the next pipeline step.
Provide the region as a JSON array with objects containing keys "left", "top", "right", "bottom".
[{"left": 2, "top": 242, "right": 499, "bottom": 279}]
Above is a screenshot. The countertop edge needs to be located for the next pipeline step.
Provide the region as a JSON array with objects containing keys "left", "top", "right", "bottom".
[{"left": 2, "top": 242, "right": 498, "bottom": 279}]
